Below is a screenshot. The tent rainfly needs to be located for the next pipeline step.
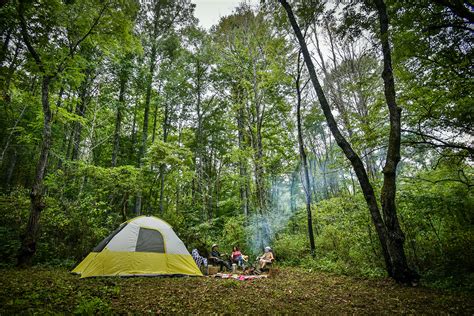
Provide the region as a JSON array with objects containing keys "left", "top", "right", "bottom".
[{"left": 72, "top": 215, "right": 202, "bottom": 278}]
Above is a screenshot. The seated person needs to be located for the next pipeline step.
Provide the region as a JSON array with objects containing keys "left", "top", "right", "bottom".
[
  {"left": 209, "top": 244, "right": 231, "bottom": 271},
  {"left": 191, "top": 248, "right": 208, "bottom": 273},
  {"left": 258, "top": 246, "right": 274, "bottom": 271},
  {"left": 230, "top": 246, "right": 246, "bottom": 267}
]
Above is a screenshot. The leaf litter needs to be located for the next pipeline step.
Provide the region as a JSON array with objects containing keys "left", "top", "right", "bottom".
[{"left": 0, "top": 267, "right": 472, "bottom": 314}]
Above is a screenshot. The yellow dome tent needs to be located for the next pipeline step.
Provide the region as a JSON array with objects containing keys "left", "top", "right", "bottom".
[{"left": 72, "top": 216, "right": 202, "bottom": 278}]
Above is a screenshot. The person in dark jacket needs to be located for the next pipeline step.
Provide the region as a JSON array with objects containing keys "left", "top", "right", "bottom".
[{"left": 209, "top": 244, "right": 231, "bottom": 271}]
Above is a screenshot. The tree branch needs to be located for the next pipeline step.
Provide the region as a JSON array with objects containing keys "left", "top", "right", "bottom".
[
  {"left": 402, "top": 128, "right": 473, "bottom": 154},
  {"left": 56, "top": 1, "right": 110, "bottom": 74},
  {"left": 17, "top": 0, "right": 43, "bottom": 71}
]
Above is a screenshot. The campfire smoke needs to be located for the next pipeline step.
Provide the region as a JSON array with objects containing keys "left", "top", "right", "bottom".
[{"left": 246, "top": 176, "right": 304, "bottom": 255}]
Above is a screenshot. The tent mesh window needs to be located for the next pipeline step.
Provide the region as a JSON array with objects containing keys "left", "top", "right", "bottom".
[
  {"left": 93, "top": 223, "right": 127, "bottom": 252},
  {"left": 136, "top": 227, "right": 165, "bottom": 253}
]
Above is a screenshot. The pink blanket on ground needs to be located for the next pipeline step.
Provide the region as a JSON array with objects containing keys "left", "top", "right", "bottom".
[{"left": 213, "top": 273, "right": 268, "bottom": 280}]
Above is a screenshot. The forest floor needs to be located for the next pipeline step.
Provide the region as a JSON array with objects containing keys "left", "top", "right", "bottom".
[{"left": 0, "top": 267, "right": 472, "bottom": 315}]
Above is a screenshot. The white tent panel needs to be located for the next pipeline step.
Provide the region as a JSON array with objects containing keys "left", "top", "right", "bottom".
[
  {"left": 106, "top": 222, "right": 140, "bottom": 252},
  {"left": 131, "top": 216, "right": 189, "bottom": 255}
]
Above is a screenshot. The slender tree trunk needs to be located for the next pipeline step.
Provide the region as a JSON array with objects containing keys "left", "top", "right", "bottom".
[
  {"left": 237, "top": 105, "right": 249, "bottom": 217},
  {"left": 195, "top": 66, "right": 204, "bottom": 216},
  {"left": 55, "top": 86, "right": 67, "bottom": 169},
  {"left": 250, "top": 55, "right": 267, "bottom": 213},
  {"left": 295, "top": 54, "right": 316, "bottom": 256},
  {"left": 5, "top": 148, "right": 17, "bottom": 188},
  {"left": 135, "top": 44, "right": 157, "bottom": 215},
  {"left": 136, "top": 0, "right": 161, "bottom": 214},
  {"left": 374, "top": 0, "right": 415, "bottom": 283},
  {"left": 2, "top": 43, "right": 20, "bottom": 102},
  {"left": 130, "top": 96, "right": 138, "bottom": 162},
  {"left": 71, "top": 72, "right": 91, "bottom": 161},
  {"left": 290, "top": 162, "right": 299, "bottom": 214},
  {"left": 158, "top": 104, "right": 169, "bottom": 214},
  {"left": 17, "top": 75, "right": 52, "bottom": 267},
  {"left": 255, "top": 127, "right": 266, "bottom": 212},
  {"left": 0, "top": 26, "right": 12, "bottom": 64},
  {"left": 323, "top": 20, "right": 354, "bottom": 138},
  {"left": 0, "top": 103, "right": 26, "bottom": 166},
  {"left": 112, "top": 69, "right": 127, "bottom": 167},
  {"left": 65, "top": 127, "right": 74, "bottom": 161}
]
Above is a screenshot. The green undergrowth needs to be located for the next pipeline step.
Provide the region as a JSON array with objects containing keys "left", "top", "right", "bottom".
[{"left": 0, "top": 267, "right": 472, "bottom": 315}]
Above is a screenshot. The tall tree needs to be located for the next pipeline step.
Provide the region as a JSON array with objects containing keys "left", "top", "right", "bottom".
[
  {"left": 279, "top": 0, "right": 416, "bottom": 283},
  {"left": 134, "top": 0, "right": 194, "bottom": 214},
  {"left": 111, "top": 54, "right": 133, "bottom": 167},
  {"left": 214, "top": 7, "right": 292, "bottom": 214},
  {"left": 295, "top": 51, "right": 315, "bottom": 256},
  {"left": 15, "top": 0, "right": 135, "bottom": 266}
]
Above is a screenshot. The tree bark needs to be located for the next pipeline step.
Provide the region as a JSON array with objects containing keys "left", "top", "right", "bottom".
[{"left": 374, "top": 0, "right": 415, "bottom": 283}]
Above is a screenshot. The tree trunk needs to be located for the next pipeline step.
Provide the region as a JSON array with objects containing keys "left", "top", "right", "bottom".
[
  {"left": 17, "top": 75, "right": 52, "bottom": 267},
  {"left": 135, "top": 44, "right": 157, "bottom": 215},
  {"left": 71, "top": 72, "right": 91, "bottom": 161},
  {"left": 130, "top": 96, "right": 138, "bottom": 162},
  {"left": 195, "top": 64, "right": 204, "bottom": 216},
  {"left": 112, "top": 68, "right": 127, "bottom": 167},
  {"left": 0, "top": 26, "right": 12, "bottom": 64},
  {"left": 237, "top": 106, "right": 249, "bottom": 217},
  {"left": 139, "top": 57, "right": 154, "bottom": 167},
  {"left": 290, "top": 162, "right": 299, "bottom": 214},
  {"left": 158, "top": 104, "right": 169, "bottom": 214},
  {"left": 296, "top": 54, "right": 316, "bottom": 256},
  {"left": 5, "top": 148, "right": 17, "bottom": 188},
  {"left": 374, "top": 0, "right": 415, "bottom": 283},
  {"left": 136, "top": 0, "right": 161, "bottom": 214}
]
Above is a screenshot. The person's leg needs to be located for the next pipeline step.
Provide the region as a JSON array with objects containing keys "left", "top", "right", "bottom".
[
  {"left": 220, "top": 258, "right": 228, "bottom": 271},
  {"left": 261, "top": 259, "right": 271, "bottom": 270}
]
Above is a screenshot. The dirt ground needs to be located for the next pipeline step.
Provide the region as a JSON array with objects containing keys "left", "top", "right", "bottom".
[{"left": 0, "top": 267, "right": 472, "bottom": 314}]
